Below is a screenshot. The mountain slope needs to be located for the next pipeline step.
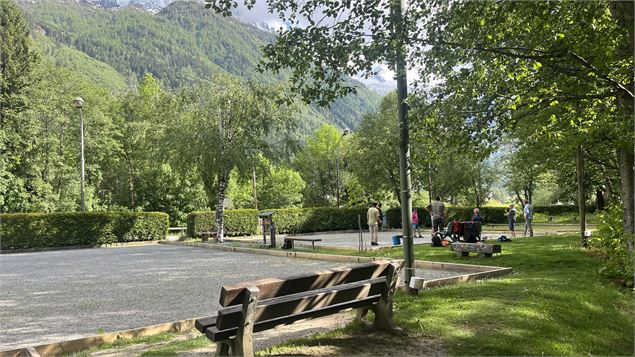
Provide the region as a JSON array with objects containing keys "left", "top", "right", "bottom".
[{"left": 21, "top": 0, "right": 381, "bottom": 129}]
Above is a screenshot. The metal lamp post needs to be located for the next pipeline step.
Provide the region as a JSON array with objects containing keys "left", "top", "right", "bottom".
[
  {"left": 73, "top": 97, "right": 86, "bottom": 212},
  {"left": 335, "top": 127, "right": 351, "bottom": 207}
]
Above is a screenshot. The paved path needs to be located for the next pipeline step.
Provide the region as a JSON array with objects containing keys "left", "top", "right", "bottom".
[{"left": 0, "top": 244, "right": 462, "bottom": 350}]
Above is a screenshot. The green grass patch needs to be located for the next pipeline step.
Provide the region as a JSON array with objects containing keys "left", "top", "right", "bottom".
[
  {"left": 73, "top": 235, "right": 632, "bottom": 356},
  {"left": 65, "top": 332, "right": 177, "bottom": 356},
  {"left": 141, "top": 335, "right": 211, "bottom": 356},
  {"left": 281, "top": 235, "right": 634, "bottom": 355}
]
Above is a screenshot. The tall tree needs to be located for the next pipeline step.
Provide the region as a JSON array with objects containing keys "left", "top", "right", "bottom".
[
  {"left": 418, "top": 0, "right": 633, "bottom": 237},
  {"left": 171, "top": 74, "right": 296, "bottom": 240},
  {"left": 0, "top": 0, "right": 39, "bottom": 212},
  {"left": 348, "top": 93, "right": 401, "bottom": 201},
  {"left": 294, "top": 124, "right": 342, "bottom": 207}
]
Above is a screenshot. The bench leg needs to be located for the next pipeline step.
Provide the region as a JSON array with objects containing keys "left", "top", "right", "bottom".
[
  {"left": 373, "top": 262, "right": 402, "bottom": 334},
  {"left": 216, "top": 341, "right": 231, "bottom": 356},
  {"left": 233, "top": 286, "right": 260, "bottom": 357},
  {"left": 356, "top": 308, "right": 369, "bottom": 321}
]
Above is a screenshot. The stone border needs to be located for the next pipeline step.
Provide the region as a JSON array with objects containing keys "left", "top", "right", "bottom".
[
  {"left": 0, "top": 241, "right": 160, "bottom": 255},
  {"left": 1, "top": 240, "right": 511, "bottom": 357},
  {"left": 0, "top": 318, "right": 197, "bottom": 357}
]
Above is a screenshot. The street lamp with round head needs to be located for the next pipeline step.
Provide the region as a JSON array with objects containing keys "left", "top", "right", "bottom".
[{"left": 73, "top": 97, "right": 85, "bottom": 108}]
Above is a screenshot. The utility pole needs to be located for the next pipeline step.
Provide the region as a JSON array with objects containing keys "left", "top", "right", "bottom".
[{"left": 391, "top": 0, "right": 415, "bottom": 291}]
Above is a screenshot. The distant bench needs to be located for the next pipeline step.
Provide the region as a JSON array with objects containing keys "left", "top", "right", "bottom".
[
  {"left": 168, "top": 227, "right": 186, "bottom": 240},
  {"left": 282, "top": 237, "right": 322, "bottom": 250},
  {"left": 194, "top": 261, "right": 403, "bottom": 357},
  {"left": 198, "top": 231, "right": 217, "bottom": 242},
  {"left": 450, "top": 242, "right": 501, "bottom": 258}
]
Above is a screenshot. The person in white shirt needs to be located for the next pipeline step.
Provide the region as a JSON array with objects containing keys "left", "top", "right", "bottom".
[
  {"left": 367, "top": 202, "right": 380, "bottom": 246},
  {"left": 523, "top": 199, "right": 534, "bottom": 237}
]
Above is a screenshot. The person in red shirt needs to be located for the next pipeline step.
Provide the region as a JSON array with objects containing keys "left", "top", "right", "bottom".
[{"left": 411, "top": 209, "right": 422, "bottom": 238}]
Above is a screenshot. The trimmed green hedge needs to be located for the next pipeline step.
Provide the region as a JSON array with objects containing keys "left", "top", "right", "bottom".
[
  {"left": 187, "top": 209, "right": 260, "bottom": 237},
  {"left": 187, "top": 204, "right": 596, "bottom": 236},
  {"left": 534, "top": 205, "right": 596, "bottom": 215},
  {"left": 385, "top": 205, "right": 596, "bottom": 228},
  {"left": 0, "top": 212, "right": 169, "bottom": 250},
  {"left": 385, "top": 206, "right": 500, "bottom": 228},
  {"left": 187, "top": 207, "right": 370, "bottom": 236}
]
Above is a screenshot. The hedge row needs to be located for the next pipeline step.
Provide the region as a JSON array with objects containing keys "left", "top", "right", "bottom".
[
  {"left": 386, "top": 205, "right": 597, "bottom": 228},
  {"left": 187, "top": 209, "right": 260, "bottom": 237},
  {"left": 0, "top": 212, "right": 169, "bottom": 250},
  {"left": 187, "top": 207, "right": 369, "bottom": 236},
  {"left": 187, "top": 204, "right": 595, "bottom": 236}
]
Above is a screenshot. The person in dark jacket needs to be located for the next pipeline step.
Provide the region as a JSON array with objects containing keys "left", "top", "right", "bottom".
[{"left": 471, "top": 208, "right": 483, "bottom": 222}]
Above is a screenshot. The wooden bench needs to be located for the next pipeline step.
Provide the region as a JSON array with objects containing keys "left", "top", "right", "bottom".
[
  {"left": 168, "top": 227, "right": 186, "bottom": 240},
  {"left": 282, "top": 237, "right": 322, "bottom": 250},
  {"left": 450, "top": 242, "right": 501, "bottom": 258},
  {"left": 194, "top": 261, "right": 403, "bottom": 357},
  {"left": 198, "top": 231, "right": 218, "bottom": 243}
]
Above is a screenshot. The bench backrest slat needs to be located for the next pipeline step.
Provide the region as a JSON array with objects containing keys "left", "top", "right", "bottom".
[
  {"left": 219, "top": 261, "right": 392, "bottom": 307},
  {"left": 216, "top": 277, "right": 385, "bottom": 331},
  {"left": 208, "top": 295, "right": 381, "bottom": 342}
]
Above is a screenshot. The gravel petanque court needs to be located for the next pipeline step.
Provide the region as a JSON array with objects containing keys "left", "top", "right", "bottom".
[
  {"left": 0, "top": 244, "right": 347, "bottom": 350},
  {"left": 0, "top": 244, "right": 463, "bottom": 351}
]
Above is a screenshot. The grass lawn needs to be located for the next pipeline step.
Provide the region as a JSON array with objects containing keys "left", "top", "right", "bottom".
[
  {"left": 271, "top": 234, "right": 633, "bottom": 356},
  {"left": 79, "top": 234, "right": 633, "bottom": 356}
]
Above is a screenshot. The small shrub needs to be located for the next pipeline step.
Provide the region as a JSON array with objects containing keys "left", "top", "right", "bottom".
[
  {"left": 0, "top": 212, "right": 168, "bottom": 250},
  {"left": 588, "top": 205, "right": 634, "bottom": 288}
]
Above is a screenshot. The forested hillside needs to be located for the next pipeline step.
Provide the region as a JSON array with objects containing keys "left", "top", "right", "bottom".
[{"left": 20, "top": 0, "right": 381, "bottom": 129}]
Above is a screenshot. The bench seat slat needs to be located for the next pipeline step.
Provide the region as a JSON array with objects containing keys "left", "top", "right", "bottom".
[
  {"left": 194, "top": 315, "right": 217, "bottom": 333},
  {"left": 285, "top": 238, "right": 322, "bottom": 242},
  {"left": 207, "top": 294, "right": 381, "bottom": 342},
  {"left": 216, "top": 277, "right": 385, "bottom": 331},
  {"left": 219, "top": 261, "right": 391, "bottom": 307}
]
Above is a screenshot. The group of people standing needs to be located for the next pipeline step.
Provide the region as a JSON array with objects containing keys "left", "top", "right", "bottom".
[
  {"left": 368, "top": 197, "right": 535, "bottom": 245},
  {"left": 505, "top": 199, "right": 534, "bottom": 238}
]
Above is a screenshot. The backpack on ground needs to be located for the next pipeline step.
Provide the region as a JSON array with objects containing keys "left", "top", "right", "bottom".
[
  {"left": 498, "top": 235, "right": 512, "bottom": 242},
  {"left": 431, "top": 234, "right": 443, "bottom": 247}
]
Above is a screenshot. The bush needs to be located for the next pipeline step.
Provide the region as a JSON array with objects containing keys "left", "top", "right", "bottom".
[
  {"left": 187, "top": 207, "right": 371, "bottom": 236},
  {"left": 534, "top": 204, "right": 596, "bottom": 216},
  {"left": 588, "top": 206, "right": 634, "bottom": 288},
  {"left": 273, "top": 207, "right": 368, "bottom": 233},
  {"left": 386, "top": 206, "right": 509, "bottom": 228},
  {"left": 187, "top": 209, "right": 259, "bottom": 237},
  {"left": 0, "top": 212, "right": 169, "bottom": 250}
]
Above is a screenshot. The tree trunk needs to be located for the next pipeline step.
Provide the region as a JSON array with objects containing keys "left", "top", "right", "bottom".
[
  {"left": 514, "top": 191, "right": 523, "bottom": 207},
  {"left": 127, "top": 159, "right": 136, "bottom": 208},
  {"left": 609, "top": 0, "right": 635, "bottom": 249},
  {"left": 618, "top": 148, "right": 634, "bottom": 245},
  {"left": 216, "top": 171, "right": 228, "bottom": 242},
  {"left": 577, "top": 144, "right": 586, "bottom": 248}
]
